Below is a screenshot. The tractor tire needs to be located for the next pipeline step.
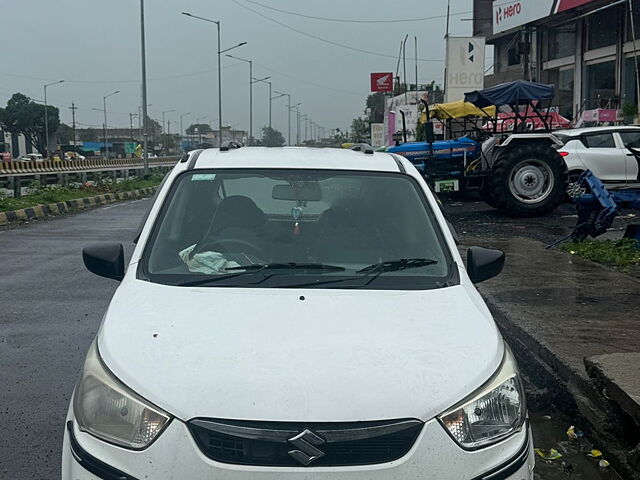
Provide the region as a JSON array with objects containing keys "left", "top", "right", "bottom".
[{"left": 489, "top": 143, "right": 567, "bottom": 217}]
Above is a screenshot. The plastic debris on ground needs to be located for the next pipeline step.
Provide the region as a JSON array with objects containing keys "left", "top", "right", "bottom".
[
  {"left": 535, "top": 448, "right": 563, "bottom": 461},
  {"left": 587, "top": 449, "right": 603, "bottom": 458},
  {"left": 599, "top": 459, "right": 610, "bottom": 468},
  {"left": 566, "top": 425, "right": 584, "bottom": 439}
]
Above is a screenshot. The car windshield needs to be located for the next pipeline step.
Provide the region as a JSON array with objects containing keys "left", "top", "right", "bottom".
[{"left": 141, "top": 169, "right": 455, "bottom": 289}]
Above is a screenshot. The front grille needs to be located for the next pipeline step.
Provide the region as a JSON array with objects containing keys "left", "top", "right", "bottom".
[{"left": 187, "top": 418, "right": 423, "bottom": 467}]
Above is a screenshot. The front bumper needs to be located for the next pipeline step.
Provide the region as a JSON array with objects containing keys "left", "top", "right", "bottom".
[{"left": 62, "top": 411, "right": 534, "bottom": 480}]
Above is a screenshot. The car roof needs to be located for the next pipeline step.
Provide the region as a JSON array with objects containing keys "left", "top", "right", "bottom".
[
  {"left": 555, "top": 126, "right": 640, "bottom": 136},
  {"left": 191, "top": 147, "right": 403, "bottom": 173}
]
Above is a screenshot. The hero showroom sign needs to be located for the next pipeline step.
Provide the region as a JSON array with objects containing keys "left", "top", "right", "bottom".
[
  {"left": 493, "top": 0, "right": 596, "bottom": 34},
  {"left": 370, "top": 73, "right": 394, "bottom": 92}
]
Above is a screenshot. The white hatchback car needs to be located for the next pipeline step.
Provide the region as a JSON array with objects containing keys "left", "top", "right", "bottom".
[
  {"left": 63, "top": 146, "right": 533, "bottom": 480},
  {"left": 555, "top": 126, "right": 640, "bottom": 194}
]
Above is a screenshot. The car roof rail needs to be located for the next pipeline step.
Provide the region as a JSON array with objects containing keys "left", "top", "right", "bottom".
[
  {"left": 220, "top": 141, "right": 243, "bottom": 152},
  {"left": 350, "top": 143, "right": 374, "bottom": 155}
]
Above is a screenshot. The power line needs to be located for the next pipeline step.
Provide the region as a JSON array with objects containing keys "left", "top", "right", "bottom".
[
  {"left": 239, "top": 0, "right": 471, "bottom": 24},
  {"left": 230, "top": 0, "right": 444, "bottom": 63}
]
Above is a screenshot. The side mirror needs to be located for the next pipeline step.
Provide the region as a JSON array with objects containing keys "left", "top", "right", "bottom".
[
  {"left": 627, "top": 146, "right": 640, "bottom": 157},
  {"left": 467, "top": 246, "right": 504, "bottom": 283},
  {"left": 83, "top": 243, "right": 125, "bottom": 281}
]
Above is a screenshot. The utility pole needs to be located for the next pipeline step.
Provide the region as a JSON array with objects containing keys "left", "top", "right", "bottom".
[
  {"left": 402, "top": 34, "right": 408, "bottom": 104},
  {"left": 69, "top": 102, "right": 78, "bottom": 146},
  {"left": 103, "top": 90, "right": 119, "bottom": 160},
  {"left": 44, "top": 80, "right": 64, "bottom": 157},
  {"left": 129, "top": 113, "right": 136, "bottom": 141}
]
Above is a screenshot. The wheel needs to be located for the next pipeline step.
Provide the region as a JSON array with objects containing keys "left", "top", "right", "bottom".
[
  {"left": 566, "top": 170, "right": 588, "bottom": 200},
  {"left": 489, "top": 143, "right": 567, "bottom": 217}
]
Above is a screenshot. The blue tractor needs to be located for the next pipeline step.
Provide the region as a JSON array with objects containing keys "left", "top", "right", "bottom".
[{"left": 387, "top": 80, "right": 568, "bottom": 217}]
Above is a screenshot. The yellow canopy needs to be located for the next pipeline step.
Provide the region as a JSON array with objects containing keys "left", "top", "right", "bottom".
[{"left": 425, "top": 100, "right": 496, "bottom": 121}]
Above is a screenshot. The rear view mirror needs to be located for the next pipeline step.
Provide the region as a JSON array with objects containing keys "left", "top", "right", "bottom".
[
  {"left": 272, "top": 183, "right": 322, "bottom": 201},
  {"left": 83, "top": 243, "right": 125, "bottom": 281},
  {"left": 467, "top": 246, "right": 505, "bottom": 283}
]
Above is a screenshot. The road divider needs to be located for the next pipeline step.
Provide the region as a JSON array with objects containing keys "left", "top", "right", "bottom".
[
  {"left": 0, "top": 187, "right": 157, "bottom": 226},
  {"left": 0, "top": 156, "right": 178, "bottom": 176}
]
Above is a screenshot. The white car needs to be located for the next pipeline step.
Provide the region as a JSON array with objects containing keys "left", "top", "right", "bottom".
[
  {"left": 63, "top": 146, "right": 533, "bottom": 480},
  {"left": 555, "top": 126, "right": 640, "bottom": 195},
  {"left": 20, "top": 153, "right": 44, "bottom": 162}
]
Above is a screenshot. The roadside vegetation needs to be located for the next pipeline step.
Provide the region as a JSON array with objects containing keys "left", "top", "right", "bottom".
[
  {"left": 0, "top": 173, "right": 164, "bottom": 212},
  {"left": 561, "top": 239, "right": 640, "bottom": 275}
]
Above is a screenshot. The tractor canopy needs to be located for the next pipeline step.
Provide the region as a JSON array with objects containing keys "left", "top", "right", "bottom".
[
  {"left": 464, "top": 80, "right": 555, "bottom": 108},
  {"left": 427, "top": 100, "right": 497, "bottom": 120}
]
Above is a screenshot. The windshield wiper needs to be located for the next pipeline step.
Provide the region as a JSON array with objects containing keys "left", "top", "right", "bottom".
[
  {"left": 224, "top": 263, "right": 346, "bottom": 272},
  {"left": 356, "top": 258, "right": 438, "bottom": 274}
]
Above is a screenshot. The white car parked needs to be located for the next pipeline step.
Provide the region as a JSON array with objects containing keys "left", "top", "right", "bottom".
[
  {"left": 63, "top": 146, "right": 533, "bottom": 480},
  {"left": 555, "top": 126, "right": 640, "bottom": 195}
]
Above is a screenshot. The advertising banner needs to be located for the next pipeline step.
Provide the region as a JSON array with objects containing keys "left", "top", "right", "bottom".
[
  {"left": 493, "top": 0, "right": 597, "bottom": 34},
  {"left": 370, "top": 123, "right": 385, "bottom": 147},
  {"left": 445, "top": 37, "right": 486, "bottom": 103},
  {"left": 370, "top": 73, "right": 394, "bottom": 92}
]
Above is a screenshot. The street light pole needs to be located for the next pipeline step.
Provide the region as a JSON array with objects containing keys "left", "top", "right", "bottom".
[
  {"left": 103, "top": 90, "right": 119, "bottom": 160},
  {"left": 140, "top": 0, "right": 150, "bottom": 175},
  {"left": 182, "top": 12, "right": 246, "bottom": 147},
  {"left": 226, "top": 55, "right": 253, "bottom": 145},
  {"left": 43, "top": 80, "right": 64, "bottom": 157},
  {"left": 162, "top": 109, "right": 175, "bottom": 155},
  {"left": 180, "top": 112, "right": 191, "bottom": 150},
  {"left": 289, "top": 103, "right": 301, "bottom": 146},
  {"left": 275, "top": 91, "right": 291, "bottom": 145}
]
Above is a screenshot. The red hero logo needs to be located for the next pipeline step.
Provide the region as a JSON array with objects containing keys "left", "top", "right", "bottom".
[{"left": 496, "top": 2, "right": 522, "bottom": 24}]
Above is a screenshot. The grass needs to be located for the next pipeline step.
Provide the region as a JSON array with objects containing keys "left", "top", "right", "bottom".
[
  {"left": 0, "top": 173, "right": 164, "bottom": 213},
  {"left": 560, "top": 239, "right": 640, "bottom": 272}
]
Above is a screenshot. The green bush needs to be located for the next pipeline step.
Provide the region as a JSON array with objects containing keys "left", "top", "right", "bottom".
[{"left": 561, "top": 239, "right": 640, "bottom": 269}]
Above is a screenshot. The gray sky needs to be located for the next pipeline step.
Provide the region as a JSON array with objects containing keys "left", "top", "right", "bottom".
[{"left": 1, "top": 0, "right": 472, "bottom": 137}]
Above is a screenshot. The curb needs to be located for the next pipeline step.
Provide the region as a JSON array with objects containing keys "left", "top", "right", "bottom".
[{"left": 0, "top": 187, "right": 157, "bottom": 226}]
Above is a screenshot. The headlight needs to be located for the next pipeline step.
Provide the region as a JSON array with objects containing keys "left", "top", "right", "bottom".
[
  {"left": 438, "top": 346, "right": 525, "bottom": 450},
  {"left": 73, "top": 340, "right": 171, "bottom": 449}
]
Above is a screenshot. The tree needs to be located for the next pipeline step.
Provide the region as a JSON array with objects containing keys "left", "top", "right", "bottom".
[
  {"left": 349, "top": 118, "right": 369, "bottom": 143},
  {"left": 366, "top": 93, "right": 386, "bottom": 123},
  {"left": 56, "top": 123, "right": 74, "bottom": 144},
  {"left": 261, "top": 126, "right": 285, "bottom": 147},
  {"left": 186, "top": 123, "right": 213, "bottom": 135},
  {"left": 0, "top": 93, "right": 60, "bottom": 155}
]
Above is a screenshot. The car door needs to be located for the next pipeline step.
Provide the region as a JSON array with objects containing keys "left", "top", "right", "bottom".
[
  {"left": 577, "top": 132, "right": 627, "bottom": 181},
  {"left": 616, "top": 130, "right": 640, "bottom": 181}
]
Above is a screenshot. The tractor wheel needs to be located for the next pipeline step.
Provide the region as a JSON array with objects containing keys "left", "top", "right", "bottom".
[{"left": 490, "top": 143, "right": 567, "bottom": 217}]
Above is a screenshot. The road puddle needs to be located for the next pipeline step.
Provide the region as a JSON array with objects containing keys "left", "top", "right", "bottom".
[{"left": 531, "top": 412, "right": 622, "bottom": 479}]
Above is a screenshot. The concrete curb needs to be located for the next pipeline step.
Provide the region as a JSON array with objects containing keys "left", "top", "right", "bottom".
[{"left": 0, "top": 187, "right": 157, "bottom": 226}]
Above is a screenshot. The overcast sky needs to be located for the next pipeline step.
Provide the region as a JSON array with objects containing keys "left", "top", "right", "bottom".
[{"left": 1, "top": 0, "right": 472, "bottom": 137}]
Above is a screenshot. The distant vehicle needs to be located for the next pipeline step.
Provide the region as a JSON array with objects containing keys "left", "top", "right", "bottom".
[
  {"left": 20, "top": 153, "right": 44, "bottom": 162},
  {"left": 65, "top": 152, "right": 86, "bottom": 161},
  {"left": 555, "top": 126, "right": 640, "bottom": 196}
]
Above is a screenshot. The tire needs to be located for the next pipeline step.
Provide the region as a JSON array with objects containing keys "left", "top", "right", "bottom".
[{"left": 489, "top": 143, "right": 568, "bottom": 217}]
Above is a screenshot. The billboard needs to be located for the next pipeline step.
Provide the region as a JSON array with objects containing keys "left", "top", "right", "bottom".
[
  {"left": 370, "top": 73, "right": 393, "bottom": 92},
  {"left": 445, "top": 37, "right": 486, "bottom": 103},
  {"left": 493, "top": 0, "right": 597, "bottom": 34},
  {"left": 370, "top": 123, "right": 385, "bottom": 147}
]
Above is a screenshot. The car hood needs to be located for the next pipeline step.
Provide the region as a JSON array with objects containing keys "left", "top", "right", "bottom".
[{"left": 98, "top": 277, "right": 503, "bottom": 422}]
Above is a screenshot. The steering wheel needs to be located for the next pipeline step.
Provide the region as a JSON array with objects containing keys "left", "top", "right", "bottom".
[{"left": 195, "top": 238, "right": 268, "bottom": 262}]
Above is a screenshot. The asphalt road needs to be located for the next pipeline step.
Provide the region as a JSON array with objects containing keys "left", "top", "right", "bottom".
[{"left": 0, "top": 199, "right": 151, "bottom": 480}]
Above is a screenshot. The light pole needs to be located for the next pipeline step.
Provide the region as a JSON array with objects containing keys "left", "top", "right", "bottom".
[
  {"left": 252, "top": 77, "right": 272, "bottom": 130},
  {"left": 180, "top": 112, "right": 191, "bottom": 150},
  {"left": 289, "top": 103, "right": 301, "bottom": 145},
  {"left": 182, "top": 12, "right": 246, "bottom": 147},
  {"left": 103, "top": 90, "right": 119, "bottom": 159},
  {"left": 271, "top": 91, "right": 287, "bottom": 140},
  {"left": 44, "top": 80, "right": 64, "bottom": 157},
  {"left": 140, "top": 0, "right": 150, "bottom": 175},
  {"left": 226, "top": 54, "right": 253, "bottom": 145},
  {"left": 162, "top": 109, "right": 175, "bottom": 155},
  {"left": 275, "top": 91, "right": 291, "bottom": 146}
]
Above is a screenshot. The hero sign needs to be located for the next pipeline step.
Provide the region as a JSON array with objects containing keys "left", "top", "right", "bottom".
[{"left": 371, "top": 73, "right": 393, "bottom": 93}]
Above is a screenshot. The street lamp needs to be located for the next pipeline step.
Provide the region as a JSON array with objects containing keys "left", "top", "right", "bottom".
[
  {"left": 162, "top": 109, "right": 176, "bottom": 155},
  {"left": 289, "top": 103, "right": 301, "bottom": 145},
  {"left": 140, "top": 0, "right": 150, "bottom": 175},
  {"left": 103, "top": 90, "right": 120, "bottom": 159},
  {"left": 252, "top": 76, "right": 272, "bottom": 130},
  {"left": 226, "top": 54, "right": 253, "bottom": 145},
  {"left": 44, "top": 80, "right": 64, "bottom": 157},
  {"left": 180, "top": 112, "right": 191, "bottom": 150},
  {"left": 182, "top": 11, "right": 246, "bottom": 147},
  {"left": 273, "top": 90, "right": 290, "bottom": 145}
]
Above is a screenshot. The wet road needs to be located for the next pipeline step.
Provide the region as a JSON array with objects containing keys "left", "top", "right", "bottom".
[
  {"left": 0, "top": 199, "right": 150, "bottom": 479},
  {"left": 0, "top": 197, "right": 624, "bottom": 479}
]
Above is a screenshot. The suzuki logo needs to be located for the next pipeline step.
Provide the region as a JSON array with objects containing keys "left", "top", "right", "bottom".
[{"left": 287, "top": 429, "right": 326, "bottom": 466}]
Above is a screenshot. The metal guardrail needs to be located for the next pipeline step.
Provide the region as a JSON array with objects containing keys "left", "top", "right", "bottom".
[{"left": 0, "top": 156, "right": 179, "bottom": 176}]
